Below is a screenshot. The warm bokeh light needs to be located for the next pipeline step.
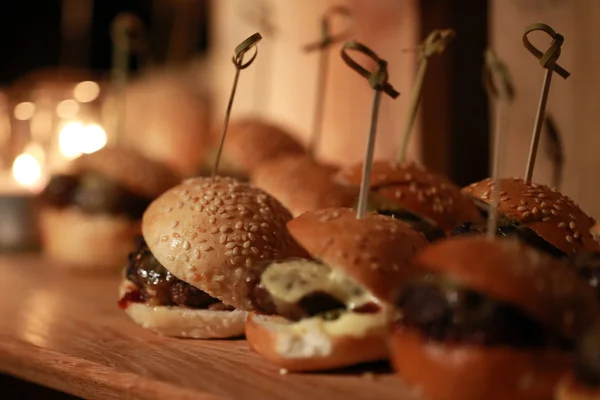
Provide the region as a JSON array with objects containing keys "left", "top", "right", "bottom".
[
  {"left": 80, "top": 124, "right": 107, "bottom": 154},
  {"left": 56, "top": 99, "right": 80, "bottom": 119},
  {"left": 58, "top": 121, "right": 107, "bottom": 159},
  {"left": 58, "top": 122, "right": 85, "bottom": 159},
  {"left": 12, "top": 153, "right": 42, "bottom": 187},
  {"left": 30, "top": 111, "right": 53, "bottom": 142},
  {"left": 23, "top": 142, "right": 46, "bottom": 165},
  {"left": 13, "top": 102, "right": 35, "bottom": 121},
  {"left": 73, "top": 81, "right": 100, "bottom": 103}
]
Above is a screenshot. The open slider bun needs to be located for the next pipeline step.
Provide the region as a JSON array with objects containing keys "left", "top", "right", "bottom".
[
  {"left": 245, "top": 208, "right": 429, "bottom": 371},
  {"left": 251, "top": 155, "right": 358, "bottom": 217},
  {"left": 391, "top": 236, "right": 600, "bottom": 400},
  {"left": 142, "top": 176, "right": 308, "bottom": 311},
  {"left": 463, "top": 177, "right": 600, "bottom": 254},
  {"left": 119, "top": 280, "right": 247, "bottom": 339},
  {"left": 41, "top": 147, "right": 180, "bottom": 271},
  {"left": 336, "top": 161, "right": 481, "bottom": 231},
  {"left": 208, "top": 118, "right": 305, "bottom": 178}
]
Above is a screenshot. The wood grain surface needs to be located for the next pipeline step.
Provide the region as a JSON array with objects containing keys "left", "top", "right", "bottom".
[{"left": 0, "top": 256, "right": 418, "bottom": 400}]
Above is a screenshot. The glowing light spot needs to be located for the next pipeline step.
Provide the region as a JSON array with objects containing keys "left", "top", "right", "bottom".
[
  {"left": 58, "top": 122, "right": 84, "bottom": 159},
  {"left": 80, "top": 124, "right": 107, "bottom": 154},
  {"left": 14, "top": 102, "right": 35, "bottom": 121},
  {"left": 12, "top": 153, "right": 42, "bottom": 186},
  {"left": 73, "top": 81, "right": 100, "bottom": 103},
  {"left": 56, "top": 99, "right": 80, "bottom": 119}
]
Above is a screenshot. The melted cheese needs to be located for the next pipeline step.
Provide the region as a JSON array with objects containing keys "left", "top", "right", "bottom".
[{"left": 261, "top": 260, "right": 377, "bottom": 309}]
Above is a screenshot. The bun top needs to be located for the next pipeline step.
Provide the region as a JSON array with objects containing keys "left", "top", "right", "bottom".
[
  {"left": 142, "top": 176, "right": 308, "bottom": 310},
  {"left": 336, "top": 161, "right": 481, "bottom": 231},
  {"left": 71, "top": 147, "right": 180, "bottom": 198},
  {"left": 463, "top": 177, "right": 600, "bottom": 255},
  {"left": 251, "top": 155, "right": 358, "bottom": 217},
  {"left": 219, "top": 118, "right": 305, "bottom": 174},
  {"left": 415, "top": 236, "right": 600, "bottom": 340},
  {"left": 287, "top": 207, "right": 428, "bottom": 302}
]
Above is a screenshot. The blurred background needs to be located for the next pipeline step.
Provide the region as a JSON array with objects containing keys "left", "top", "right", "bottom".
[{"left": 0, "top": 0, "right": 599, "bottom": 215}]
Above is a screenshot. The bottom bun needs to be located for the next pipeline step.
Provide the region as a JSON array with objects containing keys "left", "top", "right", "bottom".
[
  {"left": 556, "top": 373, "right": 600, "bottom": 400},
  {"left": 40, "top": 207, "right": 139, "bottom": 271},
  {"left": 390, "top": 328, "right": 572, "bottom": 400},
  {"left": 120, "top": 280, "right": 246, "bottom": 339},
  {"left": 245, "top": 312, "right": 389, "bottom": 371}
]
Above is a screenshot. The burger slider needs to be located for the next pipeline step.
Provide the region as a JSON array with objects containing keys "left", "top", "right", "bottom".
[
  {"left": 335, "top": 161, "right": 481, "bottom": 241},
  {"left": 391, "top": 236, "right": 600, "bottom": 400},
  {"left": 40, "top": 147, "right": 179, "bottom": 271},
  {"left": 251, "top": 154, "right": 358, "bottom": 217},
  {"left": 458, "top": 178, "right": 600, "bottom": 257},
  {"left": 243, "top": 208, "right": 428, "bottom": 371},
  {"left": 556, "top": 320, "right": 600, "bottom": 400},
  {"left": 119, "top": 176, "right": 308, "bottom": 339},
  {"left": 201, "top": 118, "right": 305, "bottom": 181}
]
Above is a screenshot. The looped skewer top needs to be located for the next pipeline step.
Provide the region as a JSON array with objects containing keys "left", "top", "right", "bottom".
[
  {"left": 304, "top": 6, "right": 354, "bottom": 52},
  {"left": 341, "top": 41, "right": 400, "bottom": 98},
  {"left": 420, "top": 29, "right": 456, "bottom": 58},
  {"left": 484, "top": 49, "right": 515, "bottom": 102},
  {"left": 111, "top": 13, "right": 147, "bottom": 53},
  {"left": 522, "top": 23, "right": 570, "bottom": 79},
  {"left": 232, "top": 32, "right": 262, "bottom": 70}
]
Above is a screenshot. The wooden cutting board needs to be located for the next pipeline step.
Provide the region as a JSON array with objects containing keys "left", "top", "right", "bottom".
[{"left": 0, "top": 255, "right": 417, "bottom": 400}]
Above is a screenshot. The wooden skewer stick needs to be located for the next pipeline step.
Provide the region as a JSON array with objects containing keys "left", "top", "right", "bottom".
[
  {"left": 304, "top": 6, "right": 353, "bottom": 158},
  {"left": 483, "top": 49, "right": 515, "bottom": 238},
  {"left": 522, "top": 23, "right": 570, "bottom": 182},
  {"left": 341, "top": 41, "right": 400, "bottom": 219},
  {"left": 212, "top": 33, "right": 262, "bottom": 179},
  {"left": 396, "top": 29, "right": 455, "bottom": 164},
  {"left": 110, "top": 13, "right": 146, "bottom": 146}
]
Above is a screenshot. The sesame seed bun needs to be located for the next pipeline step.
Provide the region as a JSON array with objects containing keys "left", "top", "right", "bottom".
[
  {"left": 40, "top": 207, "right": 140, "bottom": 271},
  {"left": 556, "top": 373, "right": 600, "bottom": 400},
  {"left": 245, "top": 312, "right": 389, "bottom": 372},
  {"left": 119, "top": 280, "right": 246, "bottom": 339},
  {"left": 286, "top": 208, "right": 428, "bottom": 303},
  {"left": 210, "top": 118, "right": 305, "bottom": 177},
  {"left": 251, "top": 155, "right": 358, "bottom": 217},
  {"left": 414, "top": 236, "right": 600, "bottom": 341},
  {"left": 463, "top": 178, "right": 600, "bottom": 255},
  {"left": 71, "top": 147, "right": 181, "bottom": 199},
  {"left": 390, "top": 327, "right": 572, "bottom": 400},
  {"left": 336, "top": 161, "right": 481, "bottom": 231},
  {"left": 142, "top": 176, "right": 308, "bottom": 311}
]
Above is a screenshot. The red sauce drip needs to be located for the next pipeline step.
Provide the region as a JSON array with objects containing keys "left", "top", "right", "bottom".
[
  {"left": 353, "top": 303, "right": 381, "bottom": 314},
  {"left": 117, "top": 290, "right": 144, "bottom": 309}
]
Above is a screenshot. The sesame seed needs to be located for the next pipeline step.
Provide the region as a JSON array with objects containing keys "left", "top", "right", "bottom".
[
  {"left": 243, "top": 241, "right": 251, "bottom": 248},
  {"left": 222, "top": 213, "right": 232, "bottom": 219},
  {"left": 226, "top": 242, "right": 236, "bottom": 249},
  {"left": 554, "top": 205, "right": 561, "bottom": 210},
  {"left": 501, "top": 196, "right": 510, "bottom": 202},
  {"left": 225, "top": 250, "right": 233, "bottom": 256},
  {"left": 176, "top": 201, "right": 183, "bottom": 208},
  {"left": 233, "top": 247, "right": 240, "bottom": 255},
  {"left": 193, "top": 249, "right": 201, "bottom": 259},
  {"left": 171, "top": 221, "right": 179, "bottom": 228},
  {"left": 569, "top": 222, "right": 576, "bottom": 230},
  {"left": 235, "top": 221, "right": 243, "bottom": 230},
  {"left": 569, "top": 213, "right": 576, "bottom": 219},
  {"left": 263, "top": 235, "right": 270, "bottom": 242},
  {"left": 251, "top": 247, "right": 259, "bottom": 254},
  {"left": 166, "top": 255, "right": 175, "bottom": 261},
  {"left": 219, "top": 226, "right": 230, "bottom": 233},
  {"left": 194, "top": 205, "right": 203, "bottom": 212},
  {"left": 522, "top": 211, "right": 531, "bottom": 218},
  {"left": 534, "top": 198, "right": 541, "bottom": 204},
  {"left": 209, "top": 227, "right": 219, "bottom": 234},
  {"left": 161, "top": 235, "right": 169, "bottom": 242},
  {"left": 558, "top": 222, "right": 566, "bottom": 228},
  {"left": 538, "top": 193, "right": 547, "bottom": 198},
  {"left": 250, "top": 225, "right": 258, "bottom": 232},
  {"left": 261, "top": 223, "right": 269, "bottom": 229},
  {"left": 219, "top": 235, "right": 227, "bottom": 244},
  {"left": 517, "top": 206, "right": 527, "bottom": 211},
  {"left": 551, "top": 210, "right": 559, "bottom": 216},
  {"left": 520, "top": 200, "right": 527, "bottom": 205},
  {"left": 566, "top": 235, "right": 573, "bottom": 243},
  {"left": 204, "top": 195, "right": 213, "bottom": 201},
  {"left": 246, "top": 258, "right": 252, "bottom": 267},
  {"left": 232, "top": 235, "right": 240, "bottom": 241},
  {"left": 532, "top": 207, "right": 539, "bottom": 214},
  {"left": 173, "top": 233, "right": 181, "bottom": 238},
  {"left": 165, "top": 207, "right": 172, "bottom": 212},
  {"left": 542, "top": 217, "right": 551, "bottom": 222},
  {"left": 183, "top": 241, "right": 190, "bottom": 250}
]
